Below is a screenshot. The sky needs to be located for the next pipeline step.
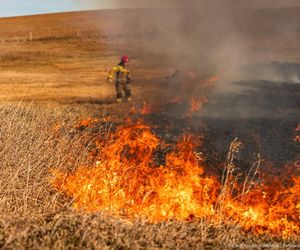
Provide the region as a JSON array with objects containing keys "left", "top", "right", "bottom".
[
  {"left": 1, "top": 0, "right": 300, "bottom": 18},
  {"left": 0, "top": 0, "right": 97, "bottom": 18},
  {"left": 0, "top": 0, "right": 171, "bottom": 17}
]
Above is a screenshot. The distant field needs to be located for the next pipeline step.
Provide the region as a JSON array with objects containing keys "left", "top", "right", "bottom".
[{"left": 0, "top": 8, "right": 300, "bottom": 111}]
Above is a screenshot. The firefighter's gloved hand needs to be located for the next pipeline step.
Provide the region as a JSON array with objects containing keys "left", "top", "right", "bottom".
[{"left": 107, "top": 77, "right": 113, "bottom": 83}]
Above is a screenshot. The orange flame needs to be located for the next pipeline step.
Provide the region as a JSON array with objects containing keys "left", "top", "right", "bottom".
[
  {"left": 295, "top": 124, "right": 300, "bottom": 142},
  {"left": 51, "top": 120, "right": 300, "bottom": 238},
  {"left": 76, "top": 117, "right": 99, "bottom": 128},
  {"left": 130, "top": 102, "right": 152, "bottom": 116},
  {"left": 51, "top": 121, "right": 217, "bottom": 220},
  {"left": 140, "top": 102, "right": 152, "bottom": 115},
  {"left": 185, "top": 75, "right": 218, "bottom": 116},
  {"left": 189, "top": 97, "right": 208, "bottom": 114},
  {"left": 202, "top": 76, "right": 220, "bottom": 87}
]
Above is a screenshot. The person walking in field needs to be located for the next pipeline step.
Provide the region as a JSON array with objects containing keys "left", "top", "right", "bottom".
[{"left": 107, "top": 55, "right": 132, "bottom": 103}]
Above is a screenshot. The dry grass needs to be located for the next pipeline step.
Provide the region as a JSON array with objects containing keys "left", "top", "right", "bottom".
[
  {"left": 0, "top": 103, "right": 93, "bottom": 216},
  {"left": 0, "top": 37, "right": 167, "bottom": 111},
  {"left": 0, "top": 11, "right": 171, "bottom": 108},
  {"left": 0, "top": 212, "right": 249, "bottom": 250},
  {"left": 0, "top": 39, "right": 115, "bottom": 104}
]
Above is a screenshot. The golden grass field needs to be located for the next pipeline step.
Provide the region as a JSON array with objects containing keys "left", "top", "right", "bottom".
[{"left": 0, "top": 8, "right": 299, "bottom": 249}]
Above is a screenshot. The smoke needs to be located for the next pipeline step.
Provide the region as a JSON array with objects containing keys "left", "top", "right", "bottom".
[
  {"left": 79, "top": 0, "right": 300, "bottom": 82},
  {"left": 78, "top": 0, "right": 300, "bottom": 118},
  {"left": 78, "top": 0, "right": 300, "bottom": 9},
  {"left": 92, "top": 1, "right": 252, "bottom": 78},
  {"left": 108, "top": 0, "right": 251, "bottom": 89}
]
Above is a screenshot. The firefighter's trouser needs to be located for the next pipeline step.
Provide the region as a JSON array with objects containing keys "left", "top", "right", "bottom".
[{"left": 115, "top": 81, "right": 131, "bottom": 99}]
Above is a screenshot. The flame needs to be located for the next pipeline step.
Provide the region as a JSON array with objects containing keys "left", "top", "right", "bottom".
[
  {"left": 130, "top": 102, "right": 152, "bottom": 116},
  {"left": 295, "top": 124, "right": 300, "bottom": 142},
  {"left": 76, "top": 117, "right": 99, "bottom": 128},
  {"left": 188, "top": 97, "right": 208, "bottom": 115},
  {"left": 51, "top": 122, "right": 217, "bottom": 220},
  {"left": 221, "top": 175, "right": 300, "bottom": 236},
  {"left": 202, "top": 76, "right": 220, "bottom": 87},
  {"left": 51, "top": 120, "right": 300, "bottom": 238},
  {"left": 140, "top": 102, "right": 152, "bottom": 115},
  {"left": 184, "top": 75, "right": 218, "bottom": 116},
  {"left": 167, "top": 97, "right": 184, "bottom": 105}
]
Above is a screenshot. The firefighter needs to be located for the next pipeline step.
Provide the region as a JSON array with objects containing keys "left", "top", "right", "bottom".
[{"left": 107, "top": 55, "right": 132, "bottom": 103}]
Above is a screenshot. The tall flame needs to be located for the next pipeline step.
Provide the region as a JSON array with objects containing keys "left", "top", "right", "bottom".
[{"left": 51, "top": 120, "right": 300, "bottom": 238}]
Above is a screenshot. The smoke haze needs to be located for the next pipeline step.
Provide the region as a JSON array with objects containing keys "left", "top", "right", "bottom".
[
  {"left": 80, "top": 0, "right": 300, "bottom": 9},
  {"left": 81, "top": 1, "right": 299, "bottom": 82},
  {"left": 80, "top": 0, "right": 300, "bottom": 118}
]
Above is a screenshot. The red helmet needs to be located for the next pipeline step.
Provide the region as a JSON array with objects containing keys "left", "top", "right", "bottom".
[{"left": 121, "top": 55, "right": 129, "bottom": 63}]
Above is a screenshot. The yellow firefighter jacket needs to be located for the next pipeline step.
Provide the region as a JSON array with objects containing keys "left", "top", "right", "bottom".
[{"left": 107, "top": 63, "right": 131, "bottom": 83}]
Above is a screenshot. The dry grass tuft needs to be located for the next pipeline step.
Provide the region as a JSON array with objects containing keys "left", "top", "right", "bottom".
[
  {"left": 0, "top": 211, "right": 256, "bottom": 249},
  {"left": 0, "top": 103, "right": 94, "bottom": 216}
]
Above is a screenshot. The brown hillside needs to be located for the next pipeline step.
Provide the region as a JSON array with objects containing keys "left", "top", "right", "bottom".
[{"left": 0, "top": 9, "right": 158, "bottom": 39}]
